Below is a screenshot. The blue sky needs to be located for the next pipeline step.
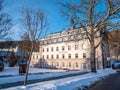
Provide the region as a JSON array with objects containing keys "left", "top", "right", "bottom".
[
  {"left": 4, "top": 0, "right": 117, "bottom": 40},
  {"left": 4, "top": 0, "right": 70, "bottom": 40}
]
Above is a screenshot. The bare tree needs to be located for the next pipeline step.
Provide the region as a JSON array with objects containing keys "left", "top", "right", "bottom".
[
  {"left": 20, "top": 8, "right": 48, "bottom": 86},
  {"left": 0, "top": 0, "right": 13, "bottom": 40},
  {"left": 58, "top": 0, "right": 120, "bottom": 72},
  {"left": 19, "top": 33, "right": 31, "bottom": 59},
  {"left": 0, "top": 0, "right": 12, "bottom": 71}
]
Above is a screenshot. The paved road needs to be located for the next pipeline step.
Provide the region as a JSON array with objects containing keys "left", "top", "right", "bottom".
[{"left": 89, "top": 72, "right": 120, "bottom": 90}]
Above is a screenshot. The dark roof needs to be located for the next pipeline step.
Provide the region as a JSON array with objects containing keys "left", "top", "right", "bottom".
[
  {"left": 0, "top": 41, "right": 40, "bottom": 52},
  {"left": 0, "top": 41, "right": 19, "bottom": 49}
]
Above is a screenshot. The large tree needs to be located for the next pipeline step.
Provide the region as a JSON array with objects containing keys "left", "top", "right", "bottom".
[
  {"left": 20, "top": 8, "right": 48, "bottom": 86},
  {"left": 0, "top": 0, "right": 12, "bottom": 71},
  {"left": 0, "top": 0, "right": 12, "bottom": 40},
  {"left": 58, "top": 0, "right": 120, "bottom": 72}
]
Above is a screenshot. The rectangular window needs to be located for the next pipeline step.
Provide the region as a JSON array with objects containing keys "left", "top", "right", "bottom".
[
  {"left": 69, "top": 62, "right": 71, "bottom": 67},
  {"left": 76, "top": 63, "right": 78, "bottom": 68},
  {"left": 47, "top": 48, "right": 49, "bottom": 52},
  {"left": 75, "top": 54, "right": 78, "bottom": 58},
  {"left": 68, "top": 45, "right": 71, "bottom": 50},
  {"left": 62, "top": 46, "right": 65, "bottom": 51},
  {"left": 51, "top": 62, "right": 54, "bottom": 66},
  {"left": 56, "top": 54, "right": 59, "bottom": 59},
  {"left": 36, "top": 55, "right": 38, "bottom": 59},
  {"left": 47, "top": 55, "right": 49, "bottom": 59},
  {"left": 42, "top": 55, "right": 44, "bottom": 59},
  {"left": 33, "top": 55, "right": 34, "bottom": 59},
  {"left": 62, "top": 38, "right": 64, "bottom": 42},
  {"left": 43, "top": 48, "right": 44, "bottom": 52},
  {"left": 83, "top": 53, "right": 86, "bottom": 58},
  {"left": 75, "top": 45, "right": 78, "bottom": 50},
  {"left": 51, "top": 55, "right": 54, "bottom": 59},
  {"left": 62, "top": 62, "right": 65, "bottom": 67},
  {"left": 56, "top": 62, "right": 59, "bottom": 67},
  {"left": 62, "top": 54, "right": 65, "bottom": 58},
  {"left": 68, "top": 54, "right": 71, "bottom": 58},
  {"left": 51, "top": 47, "right": 53, "bottom": 52},
  {"left": 56, "top": 47, "right": 59, "bottom": 51}
]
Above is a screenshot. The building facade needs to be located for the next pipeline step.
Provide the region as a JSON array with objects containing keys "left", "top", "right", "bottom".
[{"left": 30, "top": 21, "right": 110, "bottom": 70}]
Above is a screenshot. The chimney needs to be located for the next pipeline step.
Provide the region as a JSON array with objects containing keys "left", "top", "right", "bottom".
[{"left": 70, "top": 18, "right": 75, "bottom": 30}]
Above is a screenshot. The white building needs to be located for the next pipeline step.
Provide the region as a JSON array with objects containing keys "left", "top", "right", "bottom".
[{"left": 30, "top": 21, "right": 109, "bottom": 70}]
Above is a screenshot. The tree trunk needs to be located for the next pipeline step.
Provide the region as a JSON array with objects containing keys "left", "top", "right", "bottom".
[
  {"left": 90, "top": 39, "right": 97, "bottom": 72},
  {"left": 24, "top": 42, "right": 34, "bottom": 86}
]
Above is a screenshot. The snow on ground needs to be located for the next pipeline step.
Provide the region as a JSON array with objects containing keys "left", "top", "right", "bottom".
[
  {"left": 0, "top": 67, "right": 117, "bottom": 90},
  {"left": 0, "top": 67, "right": 66, "bottom": 76},
  {"left": 0, "top": 67, "right": 87, "bottom": 85}
]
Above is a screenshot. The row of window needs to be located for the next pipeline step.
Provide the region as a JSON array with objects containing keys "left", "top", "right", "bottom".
[
  {"left": 42, "top": 53, "right": 86, "bottom": 59},
  {"left": 41, "top": 36, "right": 80, "bottom": 45},
  {"left": 43, "top": 45, "right": 79, "bottom": 52},
  {"left": 42, "top": 62, "right": 80, "bottom": 68}
]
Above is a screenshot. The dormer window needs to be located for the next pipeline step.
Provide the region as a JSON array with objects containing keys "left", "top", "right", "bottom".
[{"left": 74, "top": 36, "right": 78, "bottom": 41}]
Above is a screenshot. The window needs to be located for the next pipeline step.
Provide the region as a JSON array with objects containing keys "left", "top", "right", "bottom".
[
  {"left": 33, "top": 55, "right": 34, "bottom": 59},
  {"left": 48, "top": 39, "right": 51, "bottom": 44},
  {"left": 74, "top": 36, "right": 78, "bottom": 41},
  {"left": 56, "top": 47, "right": 59, "bottom": 51},
  {"left": 44, "top": 41, "right": 47, "bottom": 45},
  {"left": 58, "top": 38, "right": 62, "bottom": 42},
  {"left": 62, "top": 38, "right": 64, "bottom": 42},
  {"left": 62, "top": 62, "right": 65, "bottom": 67},
  {"left": 51, "top": 47, "right": 53, "bottom": 52},
  {"left": 51, "top": 62, "right": 54, "bottom": 66},
  {"left": 42, "top": 55, "right": 44, "bottom": 59},
  {"left": 56, "top": 62, "right": 59, "bottom": 67},
  {"left": 51, "top": 39, "right": 54, "bottom": 43},
  {"left": 56, "top": 54, "right": 59, "bottom": 59},
  {"left": 75, "top": 63, "right": 78, "bottom": 68},
  {"left": 56, "top": 38, "right": 58, "bottom": 43},
  {"left": 68, "top": 45, "right": 71, "bottom": 50},
  {"left": 47, "top": 48, "right": 49, "bottom": 52},
  {"left": 75, "top": 45, "right": 78, "bottom": 50},
  {"left": 43, "top": 48, "right": 44, "bottom": 52},
  {"left": 62, "top": 54, "right": 65, "bottom": 58},
  {"left": 81, "top": 44, "right": 84, "bottom": 50},
  {"left": 75, "top": 54, "right": 78, "bottom": 58},
  {"left": 69, "top": 62, "right": 71, "bottom": 67},
  {"left": 62, "top": 46, "right": 65, "bottom": 51},
  {"left": 51, "top": 55, "right": 54, "bottom": 59},
  {"left": 83, "top": 53, "right": 86, "bottom": 58},
  {"left": 68, "top": 54, "right": 71, "bottom": 58},
  {"left": 53, "top": 39, "right": 56, "bottom": 43},
  {"left": 47, "top": 55, "right": 49, "bottom": 59},
  {"left": 36, "top": 55, "right": 38, "bottom": 59}
]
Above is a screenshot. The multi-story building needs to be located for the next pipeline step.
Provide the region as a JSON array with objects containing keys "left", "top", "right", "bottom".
[{"left": 30, "top": 20, "right": 110, "bottom": 70}]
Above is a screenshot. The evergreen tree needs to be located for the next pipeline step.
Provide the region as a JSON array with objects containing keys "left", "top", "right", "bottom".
[{"left": 7, "top": 51, "right": 17, "bottom": 67}]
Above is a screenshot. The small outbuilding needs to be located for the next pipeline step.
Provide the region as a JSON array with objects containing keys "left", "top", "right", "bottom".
[{"left": 18, "top": 60, "right": 28, "bottom": 74}]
